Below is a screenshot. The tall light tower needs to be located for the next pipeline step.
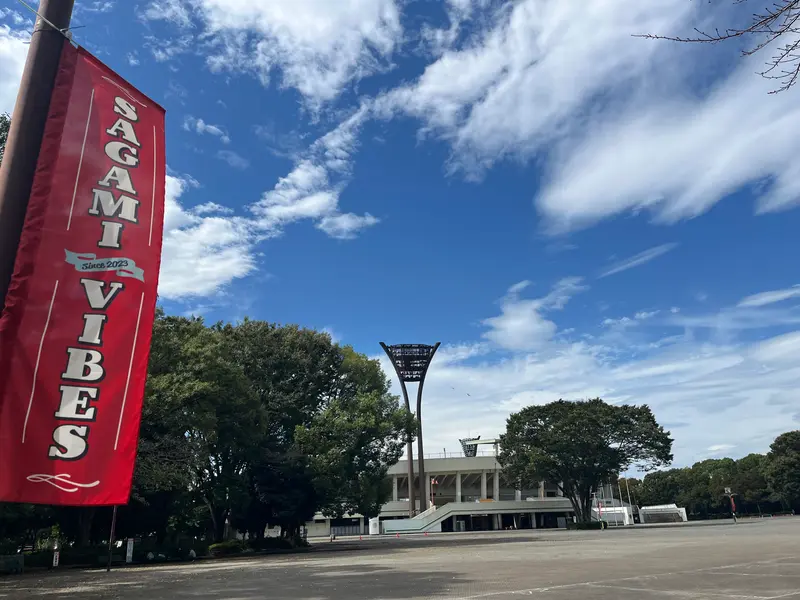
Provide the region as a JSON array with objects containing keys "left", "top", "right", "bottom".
[{"left": 380, "top": 342, "right": 440, "bottom": 516}]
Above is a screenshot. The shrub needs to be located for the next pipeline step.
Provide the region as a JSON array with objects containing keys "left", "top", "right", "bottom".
[
  {"left": 208, "top": 540, "right": 245, "bottom": 556},
  {"left": 246, "top": 537, "right": 293, "bottom": 551}
]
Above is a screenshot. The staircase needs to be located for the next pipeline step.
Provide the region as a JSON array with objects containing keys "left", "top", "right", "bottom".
[{"left": 382, "top": 497, "right": 573, "bottom": 534}]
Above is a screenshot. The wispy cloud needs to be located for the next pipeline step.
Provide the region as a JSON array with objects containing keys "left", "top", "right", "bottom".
[
  {"left": 482, "top": 277, "right": 586, "bottom": 351},
  {"left": 380, "top": 280, "right": 800, "bottom": 468},
  {"left": 184, "top": 115, "right": 230, "bottom": 144},
  {"left": 250, "top": 106, "right": 379, "bottom": 239},
  {"left": 217, "top": 150, "right": 250, "bottom": 170},
  {"left": 0, "top": 22, "right": 30, "bottom": 114},
  {"left": 598, "top": 243, "right": 678, "bottom": 278},
  {"left": 144, "top": 0, "right": 401, "bottom": 106},
  {"left": 738, "top": 285, "right": 800, "bottom": 308},
  {"left": 159, "top": 174, "right": 257, "bottom": 299}
]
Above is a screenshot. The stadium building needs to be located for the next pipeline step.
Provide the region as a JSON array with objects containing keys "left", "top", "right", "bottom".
[{"left": 305, "top": 437, "right": 612, "bottom": 537}]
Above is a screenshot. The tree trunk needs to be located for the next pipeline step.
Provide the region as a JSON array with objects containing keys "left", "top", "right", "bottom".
[{"left": 77, "top": 507, "right": 96, "bottom": 546}]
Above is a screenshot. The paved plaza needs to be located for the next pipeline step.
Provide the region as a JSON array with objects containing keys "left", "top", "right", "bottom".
[{"left": 2, "top": 520, "right": 800, "bottom": 599}]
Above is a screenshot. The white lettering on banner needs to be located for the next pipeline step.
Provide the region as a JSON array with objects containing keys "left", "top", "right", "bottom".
[
  {"left": 48, "top": 425, "right": 89, "bottom": 460},
  {"left": 97, "top": 221, "right": 124, "bottom": 249},
  {"left": 48, "top": 95, "right": 143, "bottom": 462},
  {"left": 54, "top": 386, "right": 98, "bottom": 421},
  {"left": 78, "top": 314, "right": 107, "bottom": 345},
  {"left": 80, "top": 278, "right": 124, "bottom": 310},
  {"left": 97, "top": 165, "right": 137, "bottom": 195},
  {"left": 104, "top": 141, "right": 139, "bottom": 167},
  {"left": 113, "top": 97, "right": 138, "bottom": 122},
  {"left": 61, "top": 348, "right": 104, "bottom": 381},
  {"left": 105, "top": 118, "right": 140, "bottom": 147},
  {"left": 88, "top": 188, "right": 139, "bottom": 223}
]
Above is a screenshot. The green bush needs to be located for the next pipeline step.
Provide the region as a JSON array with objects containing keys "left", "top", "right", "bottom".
[
  {"left": 208, "top": 540, "right": 245, "bottom": 556},
  {"left": 246, "top": 537, "right": 293, "bottom": 551}
]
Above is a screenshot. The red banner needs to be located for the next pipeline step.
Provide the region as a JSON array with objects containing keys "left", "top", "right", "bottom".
[{"left": 0, "top": 41, "right": 166, "bottom": 505}]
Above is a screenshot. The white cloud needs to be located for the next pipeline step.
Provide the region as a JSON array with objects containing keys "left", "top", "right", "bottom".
[
  {"left": 481, "top": 277, "right": 586, "bottom": 351},
  {"left": 0, "top": 24, "right": 29, "bottom": 114},
  {"left": 598, "top": 243, "right": 678, "bottom": 278},
  {"left": 0, "top": 8, "right": 29, "bottom": 26},
  {"left": 750, "top": 332, "right": 800, "bottom": 364},
  {"left": 250, "top": 107, "right": 378, "bottom": 239},
  {"left": 379, "top": 0, "right": 693, "bottom": 168},
  {"left": 316, "top": 213, "right": 379, "bottom": 239},
  {"left": 217, "top": 149, "right": 250, "bottom": 170},
  {"left": 158, "top": 174, "right": 257, "bottom": 299},
  {"left": 635, "top": 311, "right": 659, "bottom": 320},
  {"left": 145, "top": 35, "right": 193, "bottom": 63},
  {"left": 536, "top": 61, "right": 800, "bottom": 231},
  {"left": 145, "top": 0, "right": 401, "bottom": 105},
  {"left": 83, "top": 1, "right": 115, "bottom": 12},
  {"left": 371, "top": 0, "right": 800, "bottom": 233},
  {"left": 142, "top": 0, "right": 192, "bottom": 27},
  {"left": 184, "top": 115, "right": 231, "bottom": 143},
  {"left": 381, "top": 282, "right": 800, "bottom": 469},
  {"left": 193, "top": 202, "right": 234, "bottom": 215},
  {"left": 602, "top": 316, "right": 633, "bottom": 328},
  {"left": 738, "top": 285, "right": 800, "bottom": 308},
  {"left": 127, "top": 52, "right": 140, "bottom": 66}
]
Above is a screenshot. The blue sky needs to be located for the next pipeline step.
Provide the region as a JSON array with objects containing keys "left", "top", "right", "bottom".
[{"left": 3, "top": 0, "right": 800, "bottom": 470}]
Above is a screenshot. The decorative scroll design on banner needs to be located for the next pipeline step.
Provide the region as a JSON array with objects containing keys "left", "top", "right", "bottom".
[
  {"left": 64, "top": 250, "right": 145, "bottom": 281},
  {"left": 26, "top": 474, "right": 100, "bottom": 493}
]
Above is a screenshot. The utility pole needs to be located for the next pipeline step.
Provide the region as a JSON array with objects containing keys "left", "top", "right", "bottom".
[{"left": 0, "top": 0, "right": 75, "bottom": 310}]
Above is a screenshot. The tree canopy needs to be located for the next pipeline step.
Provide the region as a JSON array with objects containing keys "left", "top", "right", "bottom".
[
  {"left": 615, "top": 443, "right": 796, "bottom": 519},
  {"left": 498, "top": 398, "right": 673, "bottom": 522},
  {"left": 0, "top": 311, "right": 412, "bottom": 549}
]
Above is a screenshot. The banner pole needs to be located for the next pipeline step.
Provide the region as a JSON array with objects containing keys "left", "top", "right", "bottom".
[
  {"left": 0, "top": 0, "right": 75, "bottom": 311},
  {"left": 106, "top": 505, "right": 118, "bottom": 572}
]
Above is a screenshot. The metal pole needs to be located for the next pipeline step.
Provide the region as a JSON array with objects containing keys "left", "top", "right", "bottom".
[
  {"left": 400, "top": 381, "right": 415, "bottom": 517},
  {"left": 0, "top": 0, "right": 75, "bottom": 309},
  {"left": 416, "top": 378, "right": 426, "bottom": 510},
  {"left": 415, "top": 342, "right": 439, "bottom": 511},
  {"left": 380, "top": 343, "right": 416, "bottom": 517},
  {"left": 625, "top": 477, "right": 633, "bottom": 507},
  {"left": 106, "top": 505, "right": 118, "bottom": 572}
]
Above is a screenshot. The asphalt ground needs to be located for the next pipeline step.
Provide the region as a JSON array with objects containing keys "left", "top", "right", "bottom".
[{"left": 2, "top": 519, "right": 799, "bottom": 599}]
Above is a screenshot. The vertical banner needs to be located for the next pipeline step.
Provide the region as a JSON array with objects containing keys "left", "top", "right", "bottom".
[{"left": 0, "top": 40, "right": 166, "bottom": 505}]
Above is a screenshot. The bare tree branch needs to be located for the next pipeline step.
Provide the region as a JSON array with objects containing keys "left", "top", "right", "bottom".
[{"left": 636, "top": 0, "right": 800, "bottom": 93}]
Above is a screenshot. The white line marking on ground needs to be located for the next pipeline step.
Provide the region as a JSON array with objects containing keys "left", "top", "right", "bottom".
[
  {"left": 456, "top": 557, "right": 798, "bottom": 600},
  {"left": 588, "top": 583, "right": 768, "bottom": 599}
]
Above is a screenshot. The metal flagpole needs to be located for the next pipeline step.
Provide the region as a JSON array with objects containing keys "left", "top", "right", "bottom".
[
  {"left": 617, "top": 479, "right": 625, "bottom": 525},
  {"left": 106, "top": 506, "right": 118, "bottom": 572},
  {"left": 625, "top": 477, "right": 633, "bottom": 507},
  {"left": 0, "top": 0, "right": 75, "bottom": 310}
]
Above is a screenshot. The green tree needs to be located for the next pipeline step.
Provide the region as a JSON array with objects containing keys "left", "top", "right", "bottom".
[
  {"left": 613, "top": 476, "right": 643, "bottom": 505},
  {"left": 143, "top": 313, "right": 265, "bottom": 541},
  {"left": 733, "top": 453, "right": 773, "bottom": 515},
  {"left": 498, "top": 398, "right": 673, "bottom": 522},
  {"left": 298, "top": 388, "right": 413, "bottom": 520},
  {"left": 638, "top": 469, "right": 683, "bottom": 507},
  {"left": 766, "top": 430, "right": 800, "bottom": 510}
]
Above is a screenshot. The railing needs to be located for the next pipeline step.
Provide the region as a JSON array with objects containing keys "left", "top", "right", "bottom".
[
  {"left": 422, "top": 450, "right": 496, "bottom": 459},
  {"left": 382, "top": 497, "right": 574, "bottom": 534}
]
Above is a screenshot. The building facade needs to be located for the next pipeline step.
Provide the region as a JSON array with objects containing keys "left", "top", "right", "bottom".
[{"left": 307, "top": 453, "right": 577, "bottom": 537}]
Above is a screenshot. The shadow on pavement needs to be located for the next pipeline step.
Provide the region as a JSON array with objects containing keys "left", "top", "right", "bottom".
[
  {"left": 2, "top": 562, "right": 472, "bottom": 600},
  {"left": 313, "top": 532, "right": 549, "bottom": 555}
]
